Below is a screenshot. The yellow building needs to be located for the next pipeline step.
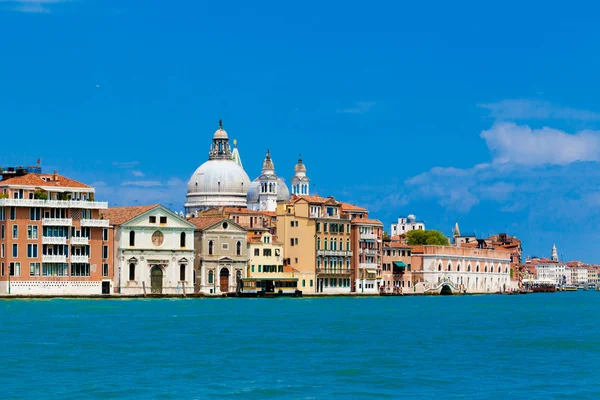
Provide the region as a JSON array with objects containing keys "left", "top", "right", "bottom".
[
  {"left": 246, "top": 231, "right": 291, "bottom": 278},
  {"left": 277, "top": 195, "right": 352, "bottom": 294}
]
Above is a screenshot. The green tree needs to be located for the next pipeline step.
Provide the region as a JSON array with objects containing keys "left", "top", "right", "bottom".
[{"left": 405, "top": 229, "right": 449, "bottom": 246}]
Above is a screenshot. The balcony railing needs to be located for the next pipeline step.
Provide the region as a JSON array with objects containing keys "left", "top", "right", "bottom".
[
  {"left": 42, "top": 218, "right": 72, "bottom": 226},
  {"left": 317, "top": 250, "right": 353, "bottom": 257},
  {"left": 360, "top": 233, "right": 378, "bottom": 240},
  {"left": 71, "top": 255, "right": 89, "bottom": 263},
  {"left": 80, "top": 219, "right": 110, "bottom": 227},
  {"left": 71, "top": 236, "right": 89, "bottom": 245},
  {"left": 42, "top": 254, "right": 67, "bottom": 263},
  {"left": 359, "top": 262, "right": 379, "bottom": 269},
  {"left": 316, "top": 268, "right": 352, "bottom": 275},
  {"left": 0, "top": 198, "right": 108, "bottom": 209},
  {"left": 359, "top": 248, "right": 378, "bottom": 255},
  {"left": 42, "top": 236, "right": 67, "bottom": 245}
]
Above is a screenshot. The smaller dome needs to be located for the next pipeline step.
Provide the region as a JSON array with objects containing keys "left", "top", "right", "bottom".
[
  {"left": 407, "top": 214, "right": 416, "bottom": 222},
  {"left": 294, "top": 157, "right": 306, "bottom": 174},
  {"left": 213, "top": 128, "right": 228, "bottom": 139}
]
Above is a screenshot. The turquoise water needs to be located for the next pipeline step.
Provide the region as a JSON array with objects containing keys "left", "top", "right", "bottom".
[{"left": 1, "top": 293, "right": 599, "bottom": 399}]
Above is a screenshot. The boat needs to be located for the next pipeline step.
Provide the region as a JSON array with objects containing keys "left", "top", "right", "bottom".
[
  {"left": 531, "top": 283, "right": 556, "bottom": 293},
  {"left": 564, "top": 285, "right": 577, "bottom": 291}
]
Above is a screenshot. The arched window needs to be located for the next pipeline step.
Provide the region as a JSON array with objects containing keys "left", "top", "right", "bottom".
[
  {"left": 491, "top": 266, "right": 494, "bottom": 273},
  {"left": 208, "top": 241, "right": 214, "bottom": 255},
  {"left": 447, "top": 263, "right": 451, "bottom": 271},
  {"left": 180, "top": 264, "right": 186, "bottom": 281},
  {"left": 208, "top": 270, "right": 214, "bottom": 284},
  {"left": 317, "top": 238, "right": 321, "bottom": 250},
  {"left": 346, "top": 239, "right": 350, "bottom": 251},
  {"left": 236, "top": 241, "right": 242, "bottom": 256},
  {"left": 438, "top": 264, "right": 442, "bottom": 271},
  {"left": 129, "top": 231, "right": 135, "bottom": 246},
  {"left": 324, "top": 238, "right": 328, "bottom": 250},
  {"left": 485, "top": 266, "right": 488, "bottom": 272},
  {"left": 457, "top": 264, "right": 460, "bottom": 272},
  {"left": 468, "top": 264, "right": 471, "bottom": 272},
  {"left": 129, "top": 263, "right": 135, "bottom": 280},
  {"left": 180, "top": 232, "right": 186, "bottom": 247},
  {"left": 477, "top": 265, "right": 480, "bottom": 272}
]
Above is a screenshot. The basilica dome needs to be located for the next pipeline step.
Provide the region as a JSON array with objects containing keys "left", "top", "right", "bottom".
[{"left": 185, "top": 121, "right": 251, "bottom": 215}]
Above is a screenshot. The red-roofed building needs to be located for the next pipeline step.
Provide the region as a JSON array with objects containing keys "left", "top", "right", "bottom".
[{"left": 0, "top": 167, "right": 113, "bottom": 295}]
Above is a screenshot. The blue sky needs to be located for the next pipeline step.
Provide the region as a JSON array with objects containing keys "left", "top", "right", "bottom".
[{"left": 2, "top": 0, "right": 600, "bottom": 262}]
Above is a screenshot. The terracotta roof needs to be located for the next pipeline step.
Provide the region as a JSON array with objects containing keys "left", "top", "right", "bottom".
[
  {"left": 340, "top": 202, "right": 367, "bottom": 212},
  {"left": 187, "top": 216, "right": 226, "bottom": 230},
  {"left": 284, "top": 266, "right": 300, "bottom": 273},
  {"left": 0, "top": 173, "right": 91, "bottom": 189},
  {"left": 388, "top": 242, "right": 412, "bottom": 249},
  {"left": 222, "top": 207, "right": 272, "bottom": 215},
  {"left": 409, "top": 245, "right": 425, "bottom": 254},
  {"left": 351, "top": 218, "right": 382, "bottom": 225},
  {"left": 262, "top": 211, "right": 277, "bottom": 218},
  {"left": 390, "top": 234, "right": 405, "bottom": 241},
  {"left": 100, "top": 204, "right": 160, "bottom": 225}
]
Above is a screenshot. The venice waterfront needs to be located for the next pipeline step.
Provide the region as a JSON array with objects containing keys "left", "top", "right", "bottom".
[{"left": 1, "top": 293, "right": 599, "bottom": 399}]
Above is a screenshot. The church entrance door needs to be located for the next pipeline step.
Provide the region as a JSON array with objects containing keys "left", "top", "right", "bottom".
[
  {"left": 220, "top": 268, "right": 230, "bottom": 293},
  {"left": 151, "top": 266, "right": 163, "bottom": 294}
]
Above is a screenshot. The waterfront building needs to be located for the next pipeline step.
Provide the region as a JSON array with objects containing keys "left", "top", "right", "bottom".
[
  {"left": 381, "top": 239, "right": 413, "bottom": 293},
  {"left": 390, "top": 214, "right": 424, "bottom": 237},
  {"left": 101, "top": 204, "right": 195, "bottom": 295},
  {"left": 0, "top": 167, "right": 113, "bottom": 295},
  {"left": 528, "top": 258, "right": 566, "bottom": 286},
  {"left": 188, "top": 216, "right": 248, "bottom": 294},
  {"left": 276, "top": 195, "right": 352, "bottom": 294},
  {"left": 247, "top": 151, "right": 291, "bottom": 212},
  {"left": 185, "top": 121, "right": 252, "bottom": 215},
  {"left": 340, "top": 202, "right": 383, "bottom": 294},
  {"left": 411, "top": 245, "right": 512, "bottom": 294},
  {"left": 246, "top": 231, "right": 293, "bottom": 279}
]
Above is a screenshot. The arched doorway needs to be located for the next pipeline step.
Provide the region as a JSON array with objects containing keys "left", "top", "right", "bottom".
[
  {"left": 151, "top": 266, "right": 163, "bottom": 294},
  {"left": 220, "top": 267, "right": 230, "bottom": 293},
  {"left": 440, "top": 284, "right": 453, "bottom": 296}
]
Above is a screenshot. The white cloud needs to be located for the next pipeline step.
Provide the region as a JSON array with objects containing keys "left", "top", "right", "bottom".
[
  {"left": 479, "top": 99, "right": 600, "bottom": 121},
  {"left": 0, "top": 0, "right": 71, "bottom": 13},
  {"left": 481, "top": 122, "right": 600, "bottom": 166},
  {"left": 337, "top": 102, "right": 376, "bottom": 114},
  {"left": 121, "top": 180, "right": 162, "bottom": 187},
  {"left": 131, "top": 170, "right": 145, "bottom": 177},
  {"left": 112, "top": 161, "right": 140, "bottom": 168}
]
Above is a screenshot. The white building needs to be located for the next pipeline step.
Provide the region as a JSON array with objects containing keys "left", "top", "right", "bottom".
[
  {"left": 102, "top": 204, "right": 196, "bottom": 295},
  {"left": 291, "top": 156, "right": 310, "bottom": 195},
  {"left": 534, "top": 261, "right": 566, "bottom": 285},
  {"left": 412, "top": 246, "right": 512, "bottom": 294},
  {"left": 391, "top": 214, "right": 424, "bottom": 236},
  {"left": 247, "top": 150, "right": 291, "bottom": 212},
  {"left": 185, "top": 121, "right": 252, "bottom": 215}
]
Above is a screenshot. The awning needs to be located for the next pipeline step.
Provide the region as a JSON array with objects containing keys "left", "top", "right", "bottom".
[
  {"left": 393, "top": 261, "right": 407, "bottom": 268},
  {"left": 367, "top": 269, "right": 377, "bottom": 274}
]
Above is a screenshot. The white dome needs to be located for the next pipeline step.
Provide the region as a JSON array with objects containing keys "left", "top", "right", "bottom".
[
  {"left": 246, "top": 177, "right": 290, "bottom": 203},
  {"left": 213, "top": 128, "right": 228, "bottom": 139},
  {"left": 247, "top": 180, "right": 260, "bottom": 203},
  {"left": 407, "top": 214, "right": 416, "bottom": 222},
  {"left": 187, "top": 159, "right": 251, "bottom": 194},
  {"left": 277, "top": 177, "right": 290, "bottom": 201}
]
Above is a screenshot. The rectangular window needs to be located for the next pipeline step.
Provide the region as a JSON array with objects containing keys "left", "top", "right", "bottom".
[
  {"left": 316, "top": 222, "right": 320, "bottom": 232},
  {"left": 12, "top": 224, "right": 18, "bottom": 239},
  {"left": 149, "top": 216, "right": 156, "bottom": 223},
  {"left": 1, "top": 262, "right": 3, "bottom": 276},
  {"left": 10, "top": 207, "right": 16, "bottom": 220},
  {"left": 222, "top": 243, "right": 229, "bottom": 250},
  {"left": 27, "top": 225, "right": 38, "bottom": 240},
  {"left": 9, "top": 262, "right": 21, "bottom": 276},
  {"left": 29, "top": 262, "right": 41, "bottom": 276},
  {"left": 29, "top": 208, "right": 41, "bottom": 221},
  {"left": 278, "top": 265, "right": 283, "bottom": 272},
  {"left": 251, "top": 265, "right": 255, "bottom": 272},
  {"left": 254, "top": 248, "right": 259, "bottom": 256},
  {"left": 290, "top": 221, "right": 294, "bottom": 227},
  {"left": 1, "top": 224, "right": 4, "bottom": 239},
  {"left": 290, "top": 238, "right": 294, "bottom": 246},
  {"left": 102, "top": 245, "right": 108, "bottom": 259},
  {"left": 0, "top": 207, "right": 5, "bottom": 221},
  {"left": 27, "top": 244, "right": 38, "bottom": 258},
  {"left": 263, "top": 249, "right": 272, "bottom": 257},
  {"left": 302, "top": 279, "right": 305, "bottom": 287},
  {"left": 12, "top": 244, "right": 18, "bottom": 258},
  {"left": 1, "top": 243, "right": 3, "bottom": 258},
  {"left": 102, "top": 263, "right": 109, "bottom": 277},
  {"left": 324, "top": 223, "right": 328, "bottom": 233},
  {"left": 258, "top": 265, "right": 262, "bottom": 272},
  {"left": 294, "top": 238, "right": 298, "bottom": 245},
  {"left": 310, "top": 279, "right": 313, "bottom": 287},
  {"left": 103, "top": 228, "right": 108, "bottom": 241},
  {"left": 160, "top": 216, "right": 167, "bottom": 224}
]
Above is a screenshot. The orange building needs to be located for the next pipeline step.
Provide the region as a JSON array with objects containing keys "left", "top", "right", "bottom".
[{"left": 0, "top": 167, "right": 113, "bottom": 295}]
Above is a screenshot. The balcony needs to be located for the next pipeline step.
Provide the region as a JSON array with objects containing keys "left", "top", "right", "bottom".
[
  {"left": 359, "top": 262, "right": 379, "bottom": 269},
  {"left": 316, "top": 268, "right": 352, "bottom": 275},
  {"left": 360, "top": 233, "right": 378, "bottom": 240},
  {"left": 42, "top": 254, "right": 67, "bottom": 263},
  {"left": 42, "top": 236, "right": 67, "bottom": 245},
  {"left": 0, "top": 198, "right": 108, "bottom": 209},
  {"left": 71, "top": 255, "right": 89, "bottom": 263},
  {"left": 80, "top": 219, "right": 110, "bottom": 228},
  {"left": 317, "top": 250, "right": 353, "bottom": 257},
  {"left": 359, "top": 248, "right": 378, "bottom": 256},
  {"left": 71, "top": 236, "right": 89, "bottom": 245},
  {"left": 42, "top": 218, "right": 72, "bottom": 226}
]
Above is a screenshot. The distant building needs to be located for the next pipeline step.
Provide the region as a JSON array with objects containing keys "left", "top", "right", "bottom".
[
  {"left": 411, "top": 245, "right": 512, "bottom": 294},
  {"left": 247, "top": 150, "right": 291, "bottom": 212},
  {"left": 391, "top": 214, "right": 424, "bottom": 236},
  {"left": 452, "top": 222, "right": 476, "bottom": 247},
  {"left": 101, "top": 204, "right": 195, "bottom": 295},
  {"left": 188, "top": 216, "right": 248, "bottom": 294},
  {"left": 381, "top": 239, "right": 413, "bottom": 293},
  {"left": 246, "top": 231, "right": 291, "bottom": 279}
]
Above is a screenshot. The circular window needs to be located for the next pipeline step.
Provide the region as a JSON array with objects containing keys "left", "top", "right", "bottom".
[
  {"left": 152, "top": 231, "right": 164, "bottom": 246},
  {"left": 222, "top": 222, "right": 228, "bottom": 229}
]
